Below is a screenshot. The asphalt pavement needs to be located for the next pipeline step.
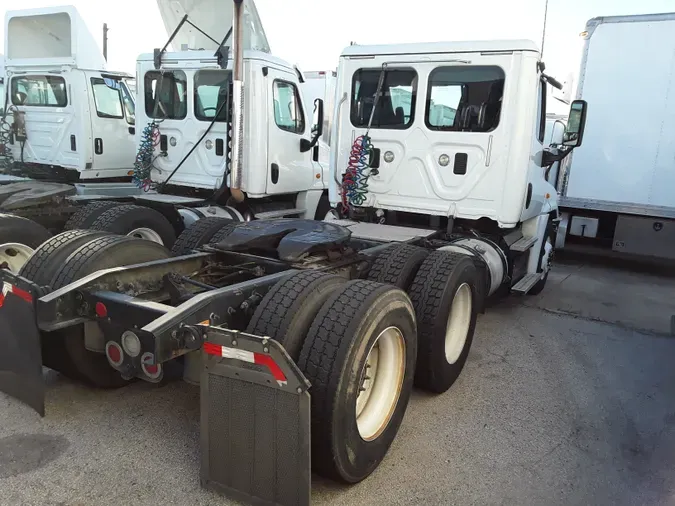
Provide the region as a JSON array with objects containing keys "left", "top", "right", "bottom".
[{"left": 1, "top": 260, "right": 674, "bottom": 506}]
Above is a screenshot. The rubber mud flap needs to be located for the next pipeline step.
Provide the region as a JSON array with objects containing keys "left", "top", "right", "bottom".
[
  {"left": 0, "top": 276, "right": 44, "bottom": 416},
  {"left": 200, "top": 327, "right": 311, "bottom": 506}
]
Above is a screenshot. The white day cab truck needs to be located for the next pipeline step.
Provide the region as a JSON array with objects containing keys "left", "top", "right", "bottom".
[
  {"left": 0, "top": 1, "right": 335, "bottom": 274},
  {"left": 556, "top": 12, "right": 675, "bottom": 262},
  {"left": 0, "top": 5, "right": 138, "bottom": 271},
  {"left": 0, "top": 1, "right": 589, "bottom": 500}
]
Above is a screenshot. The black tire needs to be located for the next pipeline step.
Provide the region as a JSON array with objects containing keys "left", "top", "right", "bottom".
[
  {"left": 208, "top": 221, "right": 239, "bottom": 244},
  {"left": 18, "top": 230, "right": 110, "bottom": 381},
  {"left": 527, "top": 221, "right": 554, "bottom": 296},
  {"left": 45, "top": 235, "right": 170, "bottom": 387},
  {"left": 298, "top": 280, "right": 417, "bottom": 483},
  {"left": 19, "top": 229, "right": 108, "bottom": 285},
  {"left": 171, "top": 217, "right": 233, "bottom": 256},
  {"left": 408, "top": 250, "right": 479, "bottom": 394},
  {"left": 63, "top": 201, "right": 119, "bottom": 230},
  {"left": 246, "top": 271, "right": 347, "bottom": 360},
  {"left": 89, "top": 204, "right": 177, "bottom": 248},
  {"left": 367, "top": 243, "right": 429, "bottom": 290},
  {"left": 0, "top": 213, "right": 52, "bottom": 247}
]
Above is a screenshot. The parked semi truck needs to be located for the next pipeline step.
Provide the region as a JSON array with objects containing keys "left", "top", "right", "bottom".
[
  {"left": 0, "top": 0, "right": 588, "bottom": 499},
  {"left": 556, "top": 12, "right": 675, "bottom": 261},
  {"left": 0, "top": 1, "right": 333, "bottom": 273}
]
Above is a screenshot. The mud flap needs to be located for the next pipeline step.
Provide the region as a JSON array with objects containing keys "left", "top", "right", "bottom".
[
  {"left": 0, "top": 277, "right": 44, "bottom": 416},
  {"left": 200, "top": 327, "right": 311, "bottom": 506}
]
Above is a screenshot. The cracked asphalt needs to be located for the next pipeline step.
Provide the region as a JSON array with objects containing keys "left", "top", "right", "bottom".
[{"left": 1, "top": 259, "right": 674, "bottom": 505}]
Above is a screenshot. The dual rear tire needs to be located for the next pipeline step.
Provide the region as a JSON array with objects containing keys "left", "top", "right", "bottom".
[
  {"left": 252, "top": 244, "right": 480, "bottom": 483},
  {"left": 248, "top": 271, "right": 417, "bottom": 483},
  {"left": 19, "top": 230, "right": 171, "bottom": 388}
]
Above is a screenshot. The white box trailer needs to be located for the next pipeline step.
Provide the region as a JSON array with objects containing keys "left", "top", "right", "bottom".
[{"left": 556, "top": 12, "right": 675, "bottom": 260}]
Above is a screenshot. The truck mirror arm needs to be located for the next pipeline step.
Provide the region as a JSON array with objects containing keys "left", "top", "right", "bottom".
[
  {"left": 300, "top": 98, "right": 324, "bottom": 153},
  {"left": 541, "top": 146, "right": 573, "bottom": 167}
]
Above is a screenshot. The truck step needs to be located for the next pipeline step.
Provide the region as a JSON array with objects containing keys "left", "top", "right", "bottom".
[
  {"left": 511, "top": 273, "right": 543, "bottom": 294},
  {"left": 254, "top": 208, "right": 306, "bottom": 220},
  {"left": 510, "top": 235, "right": 537, "bottom": 252}
]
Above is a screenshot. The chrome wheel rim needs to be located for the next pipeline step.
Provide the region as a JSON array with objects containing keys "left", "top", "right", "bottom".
[
  {"left": 356, "top": 326, "right": 406, "bottom": 441},
  {"left": 0, "top": 243, "right": 34, "bottom": 274},
  {"left": 445, "top": 283, "right": 472, "bottom": 364},
  {"left": 127, "top": 228, "right": 163, "bottom": 245}
]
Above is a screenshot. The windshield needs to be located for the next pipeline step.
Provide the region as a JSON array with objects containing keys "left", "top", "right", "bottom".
[{"left": 0, "top": 81, "right": 5, "bottom": 112}]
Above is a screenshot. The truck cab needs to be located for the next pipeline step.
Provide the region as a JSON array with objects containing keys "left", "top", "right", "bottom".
[
  {"left": 133, "top": 0, "right": 328, "bottom": 220},
  {"left": 3, "top": 6, "right": 136, "bottom": 181},
  {"left": 330, "top": 40, "right": 587, "bottom": 292}
]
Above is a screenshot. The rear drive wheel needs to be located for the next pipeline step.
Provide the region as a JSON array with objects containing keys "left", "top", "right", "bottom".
[
  {"left": 20, "top": 231, "right": 109, "bottom": 381},
  {"left": 171, "top": 217, "right": 233, "bottom": 256},
  {"left": 0, "top": 214, "right": 52, "bottom": 274},
  {"left": 298, "top": 280, "right": 417, "bottom": 483},
  {"left": 20, "top": 229, "right": 108, "bottom": 285},
  {"left": 89, "top": 204, "right": 177, "bottom": 248},
  {"left": 409, "top": 250, "right": 479, "bottom": 393},
  {"left": 246, "top": 270, "right": 347, "bottom": 360},
  {"left": 45, "top": 235, "right": 171, "bottom": 387},
  {"left": 367, "top": 243, "right": 429, "bottom": 290},
  {"left": 63, "top": 201, "right": 119, "bottom": 230},
  {"left": 208, "top": 221, "right": 239, "bottom": 244}
]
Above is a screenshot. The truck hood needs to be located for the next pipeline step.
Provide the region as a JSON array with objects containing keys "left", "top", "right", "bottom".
[{"left": 156, "top": 0, "right": 270, "bottom": 53}]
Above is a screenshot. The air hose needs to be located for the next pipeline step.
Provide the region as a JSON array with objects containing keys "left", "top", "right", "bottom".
[
  {"left": 0, "top": 105, "right": 16, "bottom": 173},
  {"left": 132, "top": 121, "right": 161, "bottom": 191},
  {"left": 341, "top": 65, "right": 387, "bottom": 209},
  {"left": 342, "top": 135, "right": 374, "bottom": 207}
]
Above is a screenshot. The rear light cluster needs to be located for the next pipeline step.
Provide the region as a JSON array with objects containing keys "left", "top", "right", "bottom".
[{"left": 104, "top": 330, "right": 163, "bottom": 382}]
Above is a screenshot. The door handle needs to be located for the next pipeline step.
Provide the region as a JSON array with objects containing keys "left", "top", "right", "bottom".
[
  {"left": 94, "top": 138, "right": 103, "bottom": 155},
  {"left": 271, "top": 163, "right": 279, "bottom": 184}
]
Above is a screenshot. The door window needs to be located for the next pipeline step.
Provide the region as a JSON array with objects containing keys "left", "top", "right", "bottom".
[
  {"left": 425, "top": 66, "right": 505, "bottom": 132},
  {"left": 121, "top": 79, "right": 136, "bottom": 125},
  {"left": 273, "top": 80, "right": 305, "bottom": 134},
  {"left": 11, "top": 75, "right": 67, "bottom": 107},
  {"left": 144, "top": 70, "right": 188, "bottom": 120},
  {"left": 91, "top": 78, "right": 124, "bottom": 119},
  {"left": 194, "top": 70, "right": 231, "bottom": 122},
  {"left": 351, "top": 68, "right": 417, "bottom": 129}
]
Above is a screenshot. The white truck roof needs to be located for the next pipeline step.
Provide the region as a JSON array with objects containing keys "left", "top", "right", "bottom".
[
  {"left": 4, "top": 5, "right": 106, "bottom": 70},
  {"left": 136, "top": 48, "right": 294, "bottom": 72},
  {"left": 156, "top": 0, "right": 270, "bottom": 53},
  {"left": 341, "top": 39, "right": 539, "bottom": 57}
]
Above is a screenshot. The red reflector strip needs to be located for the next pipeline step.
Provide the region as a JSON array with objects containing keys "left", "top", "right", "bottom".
[
  {"left": 0, "top": 281, "right": 33, "bottom": 308},
  {"left": 254, "top": 353, "right": 287, "bottom": 383},
  {"left": 203, "top": 341, "right": 287, "bottom": 383}
]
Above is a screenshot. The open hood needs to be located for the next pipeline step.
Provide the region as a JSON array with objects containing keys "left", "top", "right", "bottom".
[{"left": 156, "top": 0, "right": 270, "bottom": 53}]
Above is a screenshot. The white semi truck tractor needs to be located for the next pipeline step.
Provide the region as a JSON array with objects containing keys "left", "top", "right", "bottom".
[
  {"left": 0, "top": 2, "right": 587, "bottom": 505},
  {"left": 0, "top": 1, "right": 333, "bottom": 272}
]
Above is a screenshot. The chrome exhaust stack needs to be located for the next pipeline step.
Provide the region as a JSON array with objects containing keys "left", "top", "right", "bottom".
[{"left": 230, "top": 0, "right": 245, "bottom": 203}]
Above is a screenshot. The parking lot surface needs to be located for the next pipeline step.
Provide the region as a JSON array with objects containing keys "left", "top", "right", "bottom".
[{"left": 1, "top": 260, "right": 674, "bottom": 506}]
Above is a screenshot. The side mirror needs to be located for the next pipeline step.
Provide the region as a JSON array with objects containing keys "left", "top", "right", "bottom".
[
  {"left": 563, "top": 99, "right": 588, "bottom": 148},
  {"left": 300, "top": 98, "right": 324, "bottom": 153}
]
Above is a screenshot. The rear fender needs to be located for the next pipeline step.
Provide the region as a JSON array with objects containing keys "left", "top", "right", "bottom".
[{"left": 0, "top": 271, "right": 45, "bottom": 416}]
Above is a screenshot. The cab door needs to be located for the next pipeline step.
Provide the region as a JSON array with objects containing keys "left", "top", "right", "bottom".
[
  {"left": 86, "top": 73, "right": 137, "bottom": 176},
  {"left": 266, "top": 68, "right": 315, "bottom": 195}
]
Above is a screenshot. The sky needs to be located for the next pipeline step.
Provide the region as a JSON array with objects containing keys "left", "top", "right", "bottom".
[{"left": 1, "top": 0, "right": 674, "bottom": 113}]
